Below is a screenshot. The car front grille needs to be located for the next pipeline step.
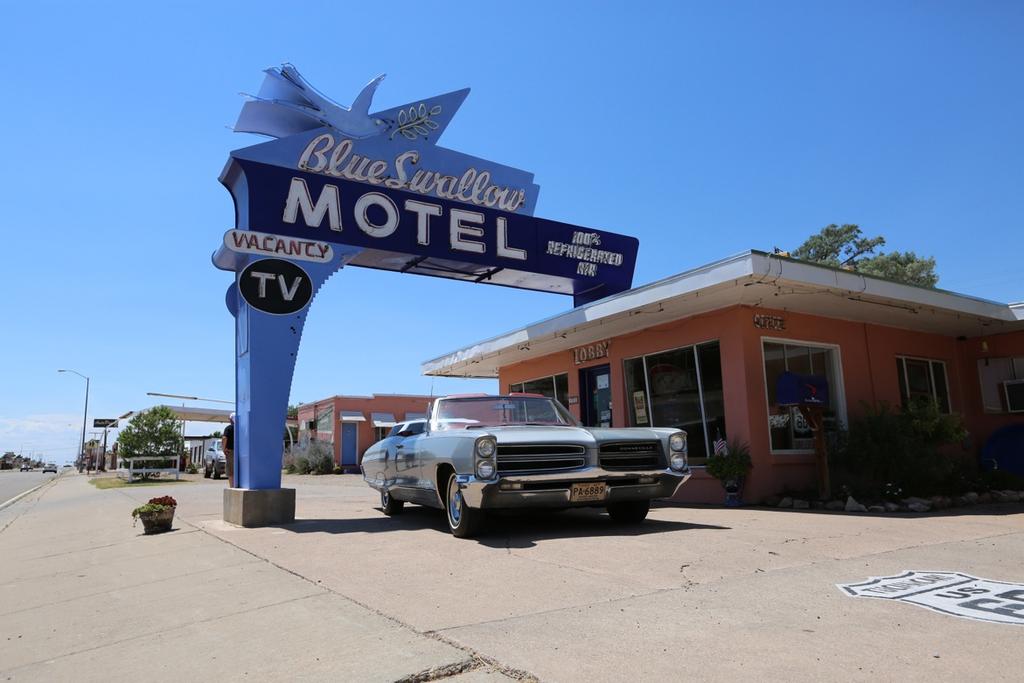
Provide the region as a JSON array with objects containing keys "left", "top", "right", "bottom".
[
  {"left": 599, "top": 441, "right": 663, "bottom": 470},
  {"left": 496, "top": 444, "right": 587, "bottom": 474}
]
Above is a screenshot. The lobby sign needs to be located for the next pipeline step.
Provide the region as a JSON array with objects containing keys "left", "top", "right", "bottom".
[
  {"left": 572, "top": 340, "right": 610, "bottom": 365},
  {"left": 213, "top": 65, "right": 641, "bottom": 493},
  {"left": 839, "top": 571, "right": 1024, "bottom": 626}
]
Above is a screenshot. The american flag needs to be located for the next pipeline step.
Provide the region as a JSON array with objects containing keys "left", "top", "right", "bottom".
[{"left": 713, "top": 435, "right": 729, "bottom": 456}]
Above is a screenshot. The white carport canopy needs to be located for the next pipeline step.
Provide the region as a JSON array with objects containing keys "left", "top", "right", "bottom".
[
  {"left": 340, "top": 411, "right": 366, "bottom": 422},
  {"left": 371, "top": 412, "right": 397, "bottom": 428},
  {"left": 120, "top": 405, "right": 232, "bottom": 423}
]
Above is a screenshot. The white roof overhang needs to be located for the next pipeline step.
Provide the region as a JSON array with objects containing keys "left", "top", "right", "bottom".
[
  {"left": 423, "top": 250, "right": 1024, "bottom": 378},
  {"left": 371, "top": 412, "right": 397, "bottom": 428},
  {"left": 339, "top": 411, "right": 366, "bottom": 422}
]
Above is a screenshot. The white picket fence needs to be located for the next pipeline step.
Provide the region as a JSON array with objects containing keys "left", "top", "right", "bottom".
[{"left": 120, "top": 455, "right": 180, "bottom": 483}]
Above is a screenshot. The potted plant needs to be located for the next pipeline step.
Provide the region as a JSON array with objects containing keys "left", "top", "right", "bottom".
[
  {"left": 132, "top": 495, "right": 177, "bottom": 534},
  {"left": 705, "top": 439, "right": 752, "bottom": 507}
]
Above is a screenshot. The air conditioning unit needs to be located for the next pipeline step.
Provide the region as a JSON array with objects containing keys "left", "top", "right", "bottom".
[{"left": 1003, "top": 379, "right": 1024, "bottom": 413}]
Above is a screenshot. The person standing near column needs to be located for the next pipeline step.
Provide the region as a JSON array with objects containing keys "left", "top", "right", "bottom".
[{"left": 222, "top": 413, "right": 235, "bottom": 487}]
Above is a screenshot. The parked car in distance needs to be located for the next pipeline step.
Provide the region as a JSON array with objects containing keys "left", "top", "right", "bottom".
[
  {"left": 361, "top": 394, "right": 691, "bottom": 538},
  {"left": 20, "top": 464, "right": 32, "bottom": 471},
  {"left": 42, "top": 463, "right": 58, "bottom": 473},
  {"left": 203, "top": 444, "right": 226, "bottom": 479}
]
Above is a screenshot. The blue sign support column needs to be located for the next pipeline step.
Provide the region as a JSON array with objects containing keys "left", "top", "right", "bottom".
[{"left": 224, "top": 249, "right": 359, "bottom": 490}]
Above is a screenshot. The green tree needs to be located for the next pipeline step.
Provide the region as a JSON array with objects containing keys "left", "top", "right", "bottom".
[
  {"left": 791, "top": 224, "right": 938, "bottom": 288},
  {"left": 116, "top": 406, "right": 181, "bottom": 478}
]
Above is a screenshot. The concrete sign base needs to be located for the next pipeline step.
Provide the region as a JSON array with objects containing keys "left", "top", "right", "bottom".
[{"left": 224, "top": 487, "right": 296, "bottom": 527}]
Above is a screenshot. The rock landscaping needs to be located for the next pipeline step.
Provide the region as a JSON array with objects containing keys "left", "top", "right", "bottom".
[{"left": 764, "top": 490, "right": 1024, "bottom": 514}]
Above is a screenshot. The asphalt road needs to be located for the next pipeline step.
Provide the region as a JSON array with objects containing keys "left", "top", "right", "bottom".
[{"left": 0, "top": 470, "right": 57, "bottom": 507}]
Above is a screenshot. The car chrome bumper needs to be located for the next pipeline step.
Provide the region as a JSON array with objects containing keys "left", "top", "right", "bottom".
[{"left": 455, "top": 467, "right": 691, "bottom": 509}]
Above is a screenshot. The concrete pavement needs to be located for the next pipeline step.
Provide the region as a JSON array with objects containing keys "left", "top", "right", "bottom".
[
  {"left": 2, "top": 471, "right": 1022, "bottom": 681},
  {"left": 0, "top": 473, "right": 503, "bottom": 682}
]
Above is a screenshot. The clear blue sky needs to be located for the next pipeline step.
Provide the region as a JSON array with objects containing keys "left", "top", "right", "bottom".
[{"left": 2, "top": 1, "right": 1022, "bottom": 461}]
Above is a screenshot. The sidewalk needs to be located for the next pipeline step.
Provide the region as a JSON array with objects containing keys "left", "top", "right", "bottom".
[
  {"left": 3, "top": 471, "right": 1023, "bottom": 681},
  {"left": 0, "top": 473, "right": 512, "bottom": 682}
]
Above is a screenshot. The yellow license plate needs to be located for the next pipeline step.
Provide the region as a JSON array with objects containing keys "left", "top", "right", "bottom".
[{"left": 570, "top": 481, "right": 607, "bottom": 502}]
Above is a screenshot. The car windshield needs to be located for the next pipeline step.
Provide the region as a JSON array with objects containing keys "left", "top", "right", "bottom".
[{"left": 434, "top": 396, "right": 578, "bottom": 429}]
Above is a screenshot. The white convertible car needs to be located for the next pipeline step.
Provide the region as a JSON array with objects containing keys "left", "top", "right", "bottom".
[{"left": 361, "top": 394, "right": 691, "bottom": 538}]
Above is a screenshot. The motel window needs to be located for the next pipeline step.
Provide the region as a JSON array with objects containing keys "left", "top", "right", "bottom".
[
  {"left": 896, "top": 357, "right": 950, "bottom": 413},
  {"left": 509, "top": 373, "right": 570, "bottom": 406},
  {"left": 623, "top": 341, "right": 725, "bottom": 466},
  {"left": 763, "top": 341, "right": 842, "bottom": 452},
  {"left": 314, "top": 407, "right": 334, "bottom": 446},
  {"left": 977, "top": 357, "right": 1024, "bottom": 413},
  {"left": 374, "top": 426, "right": 391, "bottom": 442}
]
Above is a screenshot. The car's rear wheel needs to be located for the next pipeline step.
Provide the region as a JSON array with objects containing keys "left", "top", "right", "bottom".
[
  {"left": 381, "top": 488, "right": 404, "bottom": 515},
  {"left": 606, "top": 499, "right": 651, "bottom": 524},
  {"left": 445, "top": 472, "right": 482, "bottom": 538}
]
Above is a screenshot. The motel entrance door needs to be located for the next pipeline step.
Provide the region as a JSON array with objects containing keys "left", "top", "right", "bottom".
[
  {"left": 340, "top": 422, "right": 359, "bottom": 470},
  {"left": 579, "top": 364, "right": 612, "bottom": 427}
]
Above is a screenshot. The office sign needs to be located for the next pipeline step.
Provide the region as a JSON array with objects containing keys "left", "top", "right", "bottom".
[{"left": 839, "top": 571, "right": 1024, "bottom": 626}]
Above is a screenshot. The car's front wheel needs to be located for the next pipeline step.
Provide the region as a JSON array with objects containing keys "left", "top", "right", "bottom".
[
  {"left": 203, "top": 463, "right": 211, "bottom": 478},
  {"left": 445, "top": 472, "right": 482, "bottom": 538},
  {"left": 607, "top": 499, "right": 651, "bottom": 524},
  {"left": 380, "top": 488, "right": 404, "bottom": 515},
  {"left": 212, "top": 466, "right": 220, "bottom": 480}
]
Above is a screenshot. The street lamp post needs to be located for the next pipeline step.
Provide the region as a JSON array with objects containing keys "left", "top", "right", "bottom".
[{"left": 58, "top": 369, "right": 90, "bottom": 470}]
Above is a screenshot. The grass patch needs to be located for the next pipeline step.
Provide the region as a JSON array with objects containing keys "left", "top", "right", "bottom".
[{"left": 89, "top": 477, "right": 192, "bottom": 490}]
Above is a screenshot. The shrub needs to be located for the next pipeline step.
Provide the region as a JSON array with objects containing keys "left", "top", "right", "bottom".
[
  {"left": 830, "top": 401, "right": 968, "bottom": 499},
  {"left": 310, "top": 452, "right": 334, "bottom": 475},
  {"left": 285, "top": 441, "right": 334, "bottom": 475},
  {"left": 705, "top": 440, "right": 752, "bottom": 483}
]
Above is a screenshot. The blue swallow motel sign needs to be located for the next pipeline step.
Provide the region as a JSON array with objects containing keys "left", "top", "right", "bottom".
[{"left": 213, "top": 65, "right": 639, "bottom": 523}]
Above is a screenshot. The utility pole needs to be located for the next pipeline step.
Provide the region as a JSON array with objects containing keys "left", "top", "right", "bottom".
[{"left": 58, "top": 369, "right": 90, "bottom": 468}]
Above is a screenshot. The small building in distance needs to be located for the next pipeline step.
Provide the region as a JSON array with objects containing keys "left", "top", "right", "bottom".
[{"left": 296, "top": 394, "right": 434, "bottom": 469}]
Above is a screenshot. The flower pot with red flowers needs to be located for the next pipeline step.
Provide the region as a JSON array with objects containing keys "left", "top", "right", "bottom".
[{"left": 131, "top": 496, "right": 177, "bottom": 534}]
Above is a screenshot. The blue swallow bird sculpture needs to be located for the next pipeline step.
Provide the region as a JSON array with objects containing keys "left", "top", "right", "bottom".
[{"left": 235, "top": 64, "right": 386, "bottom": 139}]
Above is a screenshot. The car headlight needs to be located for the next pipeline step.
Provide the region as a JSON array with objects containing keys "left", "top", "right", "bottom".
[
  {"left": 669, "top": 432, "right": 686, "bottom": 452},
  {"left": 475, "top": 437, "right": 496, "bottom": 458},
  {"left": 670, "top": 452, "right": 688, "bottom": 472},
  {"left": 476, "top": 460, "right": 495, "bottom": 479}
]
